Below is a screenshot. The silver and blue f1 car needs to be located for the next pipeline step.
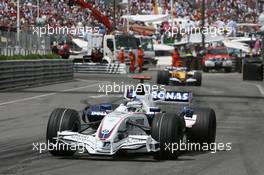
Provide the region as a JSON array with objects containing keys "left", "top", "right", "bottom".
[{"left": 46, "top": 76, "right": 216, "bottom": 159}]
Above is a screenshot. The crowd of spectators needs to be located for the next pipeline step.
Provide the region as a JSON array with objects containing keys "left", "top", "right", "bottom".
[
  {"left": 0, "top": 0, "right": 260, "bottom": 32},
  {"left": 173, "top": 0, "right": 257, "bottom": 24}
]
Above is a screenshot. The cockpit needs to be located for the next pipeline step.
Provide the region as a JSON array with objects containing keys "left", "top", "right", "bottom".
[{"left": 125, "top": 83, "right": 150, "bottom": 99}]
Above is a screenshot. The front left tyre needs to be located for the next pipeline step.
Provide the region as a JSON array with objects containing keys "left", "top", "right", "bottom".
[
  {"left": 46, "top": 108, "right": 81, "bottom": 156},
  {"left": 157, "top": 70, "right": 170, "bottom": 85}
]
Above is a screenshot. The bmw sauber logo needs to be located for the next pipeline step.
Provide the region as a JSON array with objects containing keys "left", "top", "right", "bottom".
[
  {"left": 101, "top": 129, "right": 110, "bottom": 135},
  {"left": 100, "top": 129, "right": 111, "bottom": 139}
]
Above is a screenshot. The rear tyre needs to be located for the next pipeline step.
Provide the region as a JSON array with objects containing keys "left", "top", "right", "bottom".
[
  {"left": 193, "top": 72, "right": 202, "bottom": 86},
  {"left": 187, "top": 108, "right": 216, "bottom": 146},
  {"left": 157, "top": 71, "right": 170, "bottom": 85},
  {"left": 46, "top": 108, "right": 81, "bottom": 156},
  {"left": 151, "top": 113, "right": 185, "bottom": 159}
]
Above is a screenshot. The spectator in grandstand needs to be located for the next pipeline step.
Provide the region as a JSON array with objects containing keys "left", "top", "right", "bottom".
[{"left": 0, "top": 0, "right": 259, "bottom": 37}]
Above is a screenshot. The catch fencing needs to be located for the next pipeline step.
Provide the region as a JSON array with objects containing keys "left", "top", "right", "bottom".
[{"left": 0, "top": 28, "right": 50, "bottom": 56}]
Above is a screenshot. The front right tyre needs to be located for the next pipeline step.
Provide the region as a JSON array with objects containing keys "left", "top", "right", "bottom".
[
  {"left": 193, "top": 72, "right": 202, "bottom": 86},
  {"left": 151, "top": 113, "right": 185, "bottom": 159},
  {"left": 187, "top": 108, "right": 216, "bottom": 145}
]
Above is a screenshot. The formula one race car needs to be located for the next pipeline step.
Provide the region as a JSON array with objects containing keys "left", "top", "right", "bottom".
[
  {"left": 157, "top": 67, "right": 202, "bottom": 86},
  {"left": 46, "top": 76, "right": 215, "bottom": 159}
]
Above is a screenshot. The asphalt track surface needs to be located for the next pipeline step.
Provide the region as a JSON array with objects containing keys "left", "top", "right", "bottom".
[{"left": 0, "top": 71, "right": 264, "bottom": 175}]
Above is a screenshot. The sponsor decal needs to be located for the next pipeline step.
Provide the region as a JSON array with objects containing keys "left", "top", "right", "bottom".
[
  {"left": 101, "top": 129, "right": 110, "bottom": 135},
  {"left": 152, "top": 91, "right": 191, "bottom": 102},
  {"left": 99, "top": 129, "right": 110, "bottom": 139},
  {"left": 91, "top": 111, "right": 107, "bottom": 116},
  {"left": 96, "top": 141, "right": 111, "bottom": 150},
  {"left": 98, "top": 118, "right": 124, "bottom": 140}
]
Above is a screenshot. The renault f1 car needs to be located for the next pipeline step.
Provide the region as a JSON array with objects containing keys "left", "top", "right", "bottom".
[
  {"left": 46, "top": 76, "right": 215, "bottom": 159},
  {"left": 157, "top": 67, "right": 202, "bottom": 86}
]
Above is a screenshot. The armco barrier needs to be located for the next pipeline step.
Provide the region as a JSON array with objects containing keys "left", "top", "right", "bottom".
[
  {"left": 74, "top": 63, "right": 127, "bottom": 74},
  {"left": 0, "top": 60, "right": 73, "bottom": 90}
]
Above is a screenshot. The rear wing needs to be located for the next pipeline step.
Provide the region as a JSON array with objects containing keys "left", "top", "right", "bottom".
[{"left": 152, "top": 91, "right": 192, "bottom": 104}]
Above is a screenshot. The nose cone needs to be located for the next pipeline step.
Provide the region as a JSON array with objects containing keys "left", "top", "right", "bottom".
[{"left": 177, "top": 72, "right": 187, "bottom": 80}]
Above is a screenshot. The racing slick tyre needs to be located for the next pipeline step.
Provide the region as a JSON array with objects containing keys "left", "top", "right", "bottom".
[
  {"left": 157, "top": 71, "right": 170, "bottom": 85},
  {"left": 187, "top": 108, "right": 216, "bottom": 147},
  {"left": 151, "top": 113, "right": 185, "bottom": 159},
  {"left": 46, "top": 108, "right": 81, "bottom": 156},
  {"left": 193, "top": 72, "right": 202, "bottom": 86}
]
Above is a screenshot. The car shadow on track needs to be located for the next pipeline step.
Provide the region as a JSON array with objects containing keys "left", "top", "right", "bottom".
[{"left": 57, "top": 151, "right": 208, "bottom": 162}]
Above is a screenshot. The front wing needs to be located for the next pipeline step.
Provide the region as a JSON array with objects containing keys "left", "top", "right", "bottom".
[
  {"left": 56, "top": 131, "right": 159, "bottom": 155},
  {"left": 169, "top": 77, "right": 197, "bottom": 84}
]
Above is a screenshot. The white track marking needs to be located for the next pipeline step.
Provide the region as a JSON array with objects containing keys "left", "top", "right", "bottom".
[
  {"left": 255, "top": 84, "right": 264, "bottom": 97},
  {"left": 244, "top": 82, "right": 264, "bottom": 97},
  {"left": 90, "top": 94, "right": 122, "bottom": 98},
  {"left": 61, "top": 83, "right": 100, "bottom": 92},
  {"left": 0, "top": 93, "right": 56, "bottom": 106},
  {"left": 90, "top": 95, "right": 107, "bottom": 98},
  {"left": 0, "top": 83, "right": 101, "bottom": 106},
  {"left": 74, "top": 78, "right": 95, "bottom": 82}
]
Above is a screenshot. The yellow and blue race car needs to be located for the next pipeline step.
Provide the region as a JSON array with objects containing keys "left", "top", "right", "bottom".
[{"left": 157, "top": 67, "right": 202, "bottom": 86}]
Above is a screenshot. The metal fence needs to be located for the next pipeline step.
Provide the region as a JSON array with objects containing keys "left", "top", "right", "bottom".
[{"left": 0, "top": 29, "right": 51, "bottom": 56}]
